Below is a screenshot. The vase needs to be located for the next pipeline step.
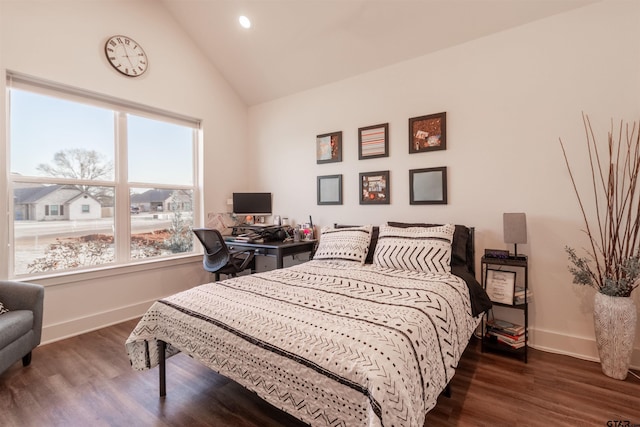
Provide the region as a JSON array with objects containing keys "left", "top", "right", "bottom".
[{"left": 593, "top": 292, "right": 637, "bottom": 380}]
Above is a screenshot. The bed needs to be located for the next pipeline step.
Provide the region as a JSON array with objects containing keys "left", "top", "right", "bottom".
[{"left": 126, "top": 222, "right": 492, "bottom": 427}]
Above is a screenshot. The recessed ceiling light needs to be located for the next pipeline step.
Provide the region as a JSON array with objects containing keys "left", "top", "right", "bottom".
[{"left": 239, "top": 15, "right": 251, "bottom": 29}]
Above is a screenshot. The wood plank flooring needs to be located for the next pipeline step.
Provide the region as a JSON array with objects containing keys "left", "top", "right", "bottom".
[{"left": 1, "top": 318, "right": 638, "bottom": 426}]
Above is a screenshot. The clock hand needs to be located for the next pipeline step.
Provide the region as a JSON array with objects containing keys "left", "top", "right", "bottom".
[{"left": 120, "top": 46, "right": 135, "bottom": 70}]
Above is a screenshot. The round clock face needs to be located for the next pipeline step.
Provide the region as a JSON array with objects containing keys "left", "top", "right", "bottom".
[{"left": 104, "top": 35, "right": 148, "bottom": 77}]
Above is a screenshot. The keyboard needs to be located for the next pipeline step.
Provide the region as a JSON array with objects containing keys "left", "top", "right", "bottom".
[{"left": 230, "top": 232, "right": 262, "bottom": 243}]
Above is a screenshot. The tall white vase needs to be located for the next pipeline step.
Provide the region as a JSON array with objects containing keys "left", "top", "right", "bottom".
[{"left": 593, "top": 292, "right": 637, "bottom": 380}]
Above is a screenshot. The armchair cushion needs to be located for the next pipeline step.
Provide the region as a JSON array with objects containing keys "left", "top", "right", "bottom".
[{"left": 0, "top": 311, "right": 34, "bottom": 349}]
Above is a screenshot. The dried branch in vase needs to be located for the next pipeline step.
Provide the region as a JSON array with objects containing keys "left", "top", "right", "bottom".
[{"left": 560, "top": 113, "right": 640, "bottom": 297}]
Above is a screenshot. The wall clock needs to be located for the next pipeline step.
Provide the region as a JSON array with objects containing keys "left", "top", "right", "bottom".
[{"left": 104, "top": 35, "right": 148, "bottom": 77}]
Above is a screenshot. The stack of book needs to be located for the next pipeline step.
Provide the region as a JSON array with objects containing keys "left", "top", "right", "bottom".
[
  {"left": 486, "top": 318, "right": 525, "bottom": 349},
  {"left": 514, "top": 286, "right": 533, "bottom": 305}
]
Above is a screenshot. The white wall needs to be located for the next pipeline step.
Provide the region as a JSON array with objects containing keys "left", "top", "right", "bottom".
[
  {"left": 0, "top": 0, "right": 251, "bottom": 342},
  {"left": 248, "top": 1, "right": 640, "bottom": 367}
]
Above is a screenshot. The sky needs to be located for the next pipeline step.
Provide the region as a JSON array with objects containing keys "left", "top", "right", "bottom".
[{"left": 10, "top": 88, "right": 194, "bottom": 187}]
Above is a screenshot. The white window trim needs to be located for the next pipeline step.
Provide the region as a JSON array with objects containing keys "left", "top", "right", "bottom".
[
  {"left": 21, "top": 253, "right": 203, "bottom": 288},
  {"left": 5, "top": 71, "right": 203, "bottom": 280}
]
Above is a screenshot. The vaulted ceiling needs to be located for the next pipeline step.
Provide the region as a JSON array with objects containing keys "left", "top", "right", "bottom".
[{"left": 161, "top": 0, "right": 597, "bottom": 106}]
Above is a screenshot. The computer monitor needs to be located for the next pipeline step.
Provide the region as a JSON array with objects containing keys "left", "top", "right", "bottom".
[{"left": 232, "top": 192, "right": 272, "bottom": 216}]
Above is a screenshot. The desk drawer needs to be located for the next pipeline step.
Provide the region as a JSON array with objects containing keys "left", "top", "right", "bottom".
[{"left": 254, "top": 252, "right": 312, "bottom": 272}]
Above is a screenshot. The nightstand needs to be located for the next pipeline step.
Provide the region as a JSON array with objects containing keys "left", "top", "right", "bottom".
[{"left": 480, "top": 255, "right": 529, "bottom": 363}]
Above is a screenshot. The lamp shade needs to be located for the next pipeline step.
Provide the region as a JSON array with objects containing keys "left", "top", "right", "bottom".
[{"left": 503, "top": 212, "right": 527, "bottom": 244}]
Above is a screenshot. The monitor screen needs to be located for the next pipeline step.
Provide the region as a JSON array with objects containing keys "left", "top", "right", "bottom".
[{"left": 232, "top": 192, "right": 272, "bottom": 216}]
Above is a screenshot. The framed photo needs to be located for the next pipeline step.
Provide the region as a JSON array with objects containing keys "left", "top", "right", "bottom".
[
  {"left": 317, "top": 174, "right": 343, "bottom": 205},
  {"left": 360, "top": 170, "right": 390, "bottom": 205},
  {"left": 316, "top": 131, "right": 342, "bottom": 164},
  {"left": 485, "top": 269, "right": 516, "bottom": 305},
  {"left": 409, "top": 112, "right": 446, "bottom": 153},
  {"left": 358, "top": 123, "right": 389, "bottom": 160},
  {"left": 409, "top": 166, "right": 447, "bottom": 205}
]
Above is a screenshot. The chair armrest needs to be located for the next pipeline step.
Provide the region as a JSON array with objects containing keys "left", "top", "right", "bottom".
[
  {"left": 229, "top": 249, "right": 256, "bottom": 272},
  {"left": 0, "top": 280, "right": 45, "bottom": 344},
  {"left": 0, "top": 281, "right": 43, "bottom": 311}
]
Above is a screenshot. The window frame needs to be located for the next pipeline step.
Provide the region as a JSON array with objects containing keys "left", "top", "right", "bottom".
[{"left": 6, "top": 72, "right": 203, "bottom": 280}]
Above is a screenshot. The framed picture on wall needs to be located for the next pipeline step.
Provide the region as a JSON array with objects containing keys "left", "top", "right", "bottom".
[
  {"left": 409, "top": 166, "right": 447, "bottom": 204},
  {"left": 408, "top": 112, "right": 446, "bottom": 153},
  {"left": 317, "top": 174, "right": 343, "bottom": 205},
  {"left": 316, "top": 131, "right": 342, "bottom": 164},
  {"left": 360, "top": 170, "right": 390, "bottom": 205},
  {"left": 358, "top": 123, "right": 389, "bottom": 160}
]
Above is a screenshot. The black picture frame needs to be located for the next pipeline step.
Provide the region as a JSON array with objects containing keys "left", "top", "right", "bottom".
[
  {"left": 317, "top": 174, "right": 343, "bottom": 205},
  {"left": 360, "top": 170, "right": 390, "bottom": 205},
  {"left": 408, "top": 112, "right": 446, "bottom": 153},
  {"left": 409, "top": 167, "right": 447, "bottom": 205},
  {"left": 358, "top": 123, "right": 389, "bottom": 160},
  {"left": 316, "top": 131, "right": 342, "bottom": 164}
]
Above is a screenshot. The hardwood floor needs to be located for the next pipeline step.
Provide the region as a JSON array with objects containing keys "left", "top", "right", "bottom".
[{"left": 1, "top": 319, "right": 638, "bottom": 426}]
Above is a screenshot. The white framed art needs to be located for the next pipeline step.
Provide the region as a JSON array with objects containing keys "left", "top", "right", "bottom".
[{"left": 485, "top": 269, "right": 516, "bottom": 305}]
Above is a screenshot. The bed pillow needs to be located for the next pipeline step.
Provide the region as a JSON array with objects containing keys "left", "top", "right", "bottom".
[
  {"left": 0, "top": 301, "right": 9, "bottom": 315},
  {"left": 387, "top": 222, "right": 470, "bottom": 269},
  {"left": 334, "top": 224, "right": 379, "bottom": 264},
  {"left": 373, "top": 224, "right": 455, "bottom": 273},
  {"left": 313, "top": 225, "right": 373, "bottom": 264}
]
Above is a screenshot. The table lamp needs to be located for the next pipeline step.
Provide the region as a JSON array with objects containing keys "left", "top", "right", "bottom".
[{"left": 503, "top": 212, "right": 527, "bottom": 257}]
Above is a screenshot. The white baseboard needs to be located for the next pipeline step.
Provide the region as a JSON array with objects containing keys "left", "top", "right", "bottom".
[
  {"left": 40, "top": 300, "right": 155, "bottom": 345},
  {"left": 530, "top": 327, "right": 640, "bottom": 371}
]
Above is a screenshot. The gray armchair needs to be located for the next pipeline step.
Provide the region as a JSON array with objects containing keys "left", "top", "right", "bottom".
[{"left": 0, "top": 281, "right": 44, "bottom": 376}]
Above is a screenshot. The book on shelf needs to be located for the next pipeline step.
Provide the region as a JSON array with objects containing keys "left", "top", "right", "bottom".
[
  {"left": 495, "top": 337, "right": 526, "bottom": 349},
  {"left": 487, "top": 329, "right": 524, "bottom": 344},
  {"left": 485, "top": 330, "right": 525, "bottom": 349},
  {"left": 486, "top": 318, "right": 525, "bottom": 336},
  {"left": 513, "top": 287, "right": 533, "bottom": 304}
]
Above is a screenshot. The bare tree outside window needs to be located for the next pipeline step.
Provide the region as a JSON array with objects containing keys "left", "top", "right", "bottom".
[
  {"left": 36, "top": 148, "right": 114, "bottom": 206},
  {"left": 36, "top": 148, "right": 113, "bottom": 180}
]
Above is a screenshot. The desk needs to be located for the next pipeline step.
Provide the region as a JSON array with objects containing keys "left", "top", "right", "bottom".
[{"left": 226, "top": 239, "right": 317, "bottom": 269}]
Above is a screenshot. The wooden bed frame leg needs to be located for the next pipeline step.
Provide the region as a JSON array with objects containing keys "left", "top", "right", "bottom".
[
  {"left": 443, "top": 383, "right": 452, "bottom": 398},
  {"left": 158, "top": 340, "right": 166, "bottom": 397}
]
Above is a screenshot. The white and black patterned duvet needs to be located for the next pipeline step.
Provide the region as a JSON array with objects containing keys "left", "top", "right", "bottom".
[{"left": 126, "top": 260, "right": 480, "bottom": 427}]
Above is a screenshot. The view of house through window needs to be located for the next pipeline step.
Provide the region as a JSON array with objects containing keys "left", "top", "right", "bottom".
[
  {"left": 129, "top": 188, "right": 194, "bottom": 259},
  {"left": 8, "top": 76, "right": 199, "bottom": 276}
]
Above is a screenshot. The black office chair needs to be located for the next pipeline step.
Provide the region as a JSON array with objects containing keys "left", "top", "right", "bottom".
[{"left": 192, "top": 228, "right": 256, "bottom": 281}]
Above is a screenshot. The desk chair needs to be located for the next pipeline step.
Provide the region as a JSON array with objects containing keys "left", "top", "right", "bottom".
[{"left": 192, "top": 228, "right": 256, "bottom": 281}]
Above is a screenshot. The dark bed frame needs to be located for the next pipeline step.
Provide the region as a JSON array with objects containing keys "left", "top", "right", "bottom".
[{"left": 157, "top": 224, "right": 476, "bottom": 401}]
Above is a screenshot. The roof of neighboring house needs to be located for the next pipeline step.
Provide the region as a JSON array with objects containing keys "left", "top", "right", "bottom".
[
  {"left": 131, "top": 189, "right": 190, "bottom": 204},
  {"left": 131, "top": 189, "right": 173, "bottom": 204},
  {"left": 14, "top": 185, "right": 61, "bottom": 204},
  {"left": 13, "top": 185, "right": 92, "bottom": 204},
  {"left": 67, "top": 192, "right": 99, "bottom": 204}
]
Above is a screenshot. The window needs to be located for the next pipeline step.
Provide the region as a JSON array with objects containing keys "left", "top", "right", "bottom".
[{"left": 7, "top": 74, "right": 200, "bottom": 277}]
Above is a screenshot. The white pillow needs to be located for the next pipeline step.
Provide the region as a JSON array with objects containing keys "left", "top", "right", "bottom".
[
  {"left": 0, "top": 301, "right": 9, "bottom": 315},
  {"left": 313, "top": 225, "right": 373, "bottom": 265},
  {"left": 373, "top": 224, "right": 455, "bottom": 273}
]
